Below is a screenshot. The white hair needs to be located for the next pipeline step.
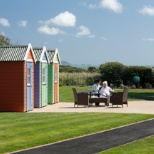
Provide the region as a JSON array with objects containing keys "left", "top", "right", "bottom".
[{"left": 103, "top": 81, "right": 108, "bottom": 85}]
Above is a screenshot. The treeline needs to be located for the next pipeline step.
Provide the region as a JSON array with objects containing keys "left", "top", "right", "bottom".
[
  {"left": 60, "top": 62, "right": 154, "bottom": 88},
  {"left": 59, "top": 65, "right": 99, "bottom": 73},
  {"left": 99, "top": 62, "right": 154, "bottom": 89}
]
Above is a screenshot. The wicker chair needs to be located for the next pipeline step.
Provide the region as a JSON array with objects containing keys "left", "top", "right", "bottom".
[
  {"left": 72, "top": 88, "right": 89, "bottom": 107},
  {"left": 110, "top": 87, "right": 129, "bottom": 107}
]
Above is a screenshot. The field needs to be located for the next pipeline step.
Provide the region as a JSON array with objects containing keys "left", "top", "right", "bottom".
[
  {"left": 99, "top": 136, "right": 154, "bottom": 154},
  {"left": 59, "top": 86, "right": 154, "bottom": 102},
  {"left": 0, "top": 113, "right": 154, "bottom": 153},
  {"left": 0, "top": 86, "right": 153, "bottom": 153}
]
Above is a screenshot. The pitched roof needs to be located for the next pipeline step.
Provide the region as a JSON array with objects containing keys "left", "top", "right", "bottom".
[
  {"left": 0, "top": 45, "right": 28, "bottom": 61},
  {"left": 33, "top": 48, "right": 42, "bottom": 61},
  {"left": 33, "top": 46, "right": 49, "bottom": 63},
  {"left": 0, "top": 44, "right": 36, "bottom": 62},
  {"left": 47, "top": 50, "right": 55, "bottom": 63},
  {"left": 47, "top": 48, "right": 61, "bottom": 64}
]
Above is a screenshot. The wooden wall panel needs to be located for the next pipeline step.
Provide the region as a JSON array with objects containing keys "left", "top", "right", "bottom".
[
  {"left": 54, "top": 63, "right": 59, "bottom": 103},
  {"left": 0, "top": 62, "right": 25, "bottom": 112},
  {"left": 34, "top": 63, "right": 40, "bottom": 107},
  {"left": 32, "top": 61, "right": 34, "bottom": 110}
]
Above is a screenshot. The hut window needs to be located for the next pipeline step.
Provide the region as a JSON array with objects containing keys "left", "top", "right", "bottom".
[
  {"left": 42, "top": 67, "right": 46, "bottom": 84},
  {"left": 27, "top": 68, "right": 31, "bottom": 85}
]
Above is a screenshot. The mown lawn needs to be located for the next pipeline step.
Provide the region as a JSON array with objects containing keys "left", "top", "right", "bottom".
[
  {"left": 0, "top": 113, "right": 154, "bottom": 153},
  {"left": 59, "top": 86, "right": 154, "bottom": 102},
  {"left": 99, "top": 136, "right": 154, "bottom": 154}
]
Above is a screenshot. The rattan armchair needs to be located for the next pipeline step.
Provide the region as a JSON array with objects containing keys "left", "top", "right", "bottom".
[
  {"left": 110, "top": 87, "right": 129, "bottom": 107},
  {"left": 72, "top": 88, "right": 89, "bottom": 107}
]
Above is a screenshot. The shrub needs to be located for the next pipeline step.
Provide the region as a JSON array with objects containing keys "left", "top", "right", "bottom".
[
  {"left": 99, "top": 62, "right": 125, "bottom": 87},
  {"left": 143, "top": 83, "right": 153, "bottom": 89},
  {"left": 131, "top": 84, "right": 136, "bottom": 89},
  {"left": 119, "top": 84, "right": 125, "bottom": 89}
]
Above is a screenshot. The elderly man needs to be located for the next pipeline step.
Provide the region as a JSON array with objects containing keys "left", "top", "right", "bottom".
[{"left": 99, "top": 81, "right": 114, "bottom": 106}]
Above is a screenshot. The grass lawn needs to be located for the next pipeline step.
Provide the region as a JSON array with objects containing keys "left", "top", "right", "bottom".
[
  {"left": 0, "top": 113, "right": 154, "bottom": 153},
  {"left": 59, "top": 86, "right": 154, "bottom": 102},
  {"left": 99, "top": 135, "right": 154, "bottom": 154}
]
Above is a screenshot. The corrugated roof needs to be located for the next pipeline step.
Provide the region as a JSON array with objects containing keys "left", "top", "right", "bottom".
[
  {"left": 47, "top": 50, "right": 55, "bottom": 63},
  {"left": 0, "top": 45, "right": 28, "bottom": 61},
  {"left": 33, "top": 48, "right": 42, "bottom": 62}
]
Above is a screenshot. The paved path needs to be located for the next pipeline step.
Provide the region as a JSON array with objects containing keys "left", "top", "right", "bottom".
[
  {"left": 30, "top": 101, "right": 154, "bottom": 114},
  {"left": 13, "top": 119, "right": 154, "bottom": 154}
]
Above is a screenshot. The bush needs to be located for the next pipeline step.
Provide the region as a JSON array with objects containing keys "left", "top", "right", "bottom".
[
  {"left": 65, "top": 78, "right": 77, "bottom": 86},
  {"left": 143, "top": 83, "right": 153, "bottom": 89},
  {"left": 99, "top": 62, "right": 125, "bottom": 87},
  {"left": 123, "top": 66, "right": 154, "bottom": 88},
  {"left": 130, "top": 84, "right": 136, "bottom": 89},
  {"left": 119, "top": 84, "right": 125, "bottom": 89}
]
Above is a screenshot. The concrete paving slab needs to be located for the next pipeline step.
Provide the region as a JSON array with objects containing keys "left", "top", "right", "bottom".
[{"left": 30, "top": 101, "right": 154, "bottom": 114}]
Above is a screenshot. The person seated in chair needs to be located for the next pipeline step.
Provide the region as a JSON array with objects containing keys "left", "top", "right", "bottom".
[
  {"left": 91, "top": 80, "right": 101, "bottom": 106},
  {"left": 92, "top": 80, "right": 101, "bottom": 93},
  {"left": 99, "top": 81, "right": 114, "bottom": 106}
]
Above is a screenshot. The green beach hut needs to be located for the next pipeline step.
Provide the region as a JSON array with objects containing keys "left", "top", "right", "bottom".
[{"left": 47, "top": 49, "right": 61, "bottom": 104}]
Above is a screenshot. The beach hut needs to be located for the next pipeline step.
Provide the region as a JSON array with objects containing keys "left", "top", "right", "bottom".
[
  {"left": 33, "top": 47, "right": 49, "bottom": 108},
  {"left": 47, "top": 49, "right": 61, "bottom": 104},
  {"left": 0, "top": 44, "right": 36, "bottom": 112}
]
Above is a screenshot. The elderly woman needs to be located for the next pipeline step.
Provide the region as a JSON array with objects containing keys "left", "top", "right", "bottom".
[{"left": 99, "top": 81, "right": 114, "bottom": 97}]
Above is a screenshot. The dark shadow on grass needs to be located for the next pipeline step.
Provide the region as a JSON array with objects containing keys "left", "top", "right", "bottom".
[{"left": 128, "top": 92, "right": 154, "bottom": 101}]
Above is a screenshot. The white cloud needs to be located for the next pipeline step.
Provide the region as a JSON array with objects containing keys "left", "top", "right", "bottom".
[
  {"left": 100, "top": 0, "right": 123, "bottom": 13},
  {"left": 142, "top": 38, "right": 154, "bottom": 41},
  {"left": 43, "top": 11, "right": 76, "bottom": 27},
  {"left": 80, "top": 2, "right": 98, "bottom": 9},
  {"left": 18, "top": 20, "right": 27, "bottom": 27},
  {"left": 89, "top": 4, "right": 98, "bottom": 9},
  {"left": 0, "top": 17, "right": 10, "bottom": 27},
  {"left": 139, "top": 6, "right": 154, "bottom": 16},
  {"left": 38, "top": 25, "right": 66, "bottom": 35},
  {"left": 76, "top": 26, "right": 95, "bottom": 38}
]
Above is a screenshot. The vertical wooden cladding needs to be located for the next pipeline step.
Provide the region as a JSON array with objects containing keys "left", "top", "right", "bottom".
[
  {"left": 24, "top": 62, "right": 27, "bottom": 112},
  {"left": 34, "top": 63, "right": 40, "bottom": 108},
  {"left": 54, "top": 63, "right": 59, "bottom": 103},
  {"left": 32, "top": 61, "right": 34, "bottom": 110},
  {"left": 0, "top": 62, "right": 25, "bottom": 112},
  {"left": 26, "top": 50, "right": 35, "bottom": 111},
  {"left": 48, "top": 64, "right": 53, "bottom": 104}
]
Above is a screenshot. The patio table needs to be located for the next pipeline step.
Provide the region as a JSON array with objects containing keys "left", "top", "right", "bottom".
[{"left": 89, "top": 96, "right": 110, "bottom": 107}]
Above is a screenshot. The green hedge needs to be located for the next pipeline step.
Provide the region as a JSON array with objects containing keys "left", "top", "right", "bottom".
[{"left": 59, "top": 63, "right": 154, "bottom": 88}]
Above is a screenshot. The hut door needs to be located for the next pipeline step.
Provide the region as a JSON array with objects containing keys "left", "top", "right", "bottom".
[
  {"left": 27, "top": 62, "right": 32, "bottom": 111},
  {"left": 54, "top": 64, "right": 58, "bottom": 103},
  {"left": 42, "top": 63, "right": 47, "bottom": 106}
]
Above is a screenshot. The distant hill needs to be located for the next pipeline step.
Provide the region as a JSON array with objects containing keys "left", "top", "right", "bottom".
[
  {"left": 61, "top": 61, "right": 99, "bottom": 69},
  {"left": 61, "top": 61, "right": 71, "bottom": 66}
]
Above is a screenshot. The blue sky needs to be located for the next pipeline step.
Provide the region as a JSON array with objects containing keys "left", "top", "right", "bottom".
[{"left": 1, "top": 0, "right": 154, "bottom": 66}]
